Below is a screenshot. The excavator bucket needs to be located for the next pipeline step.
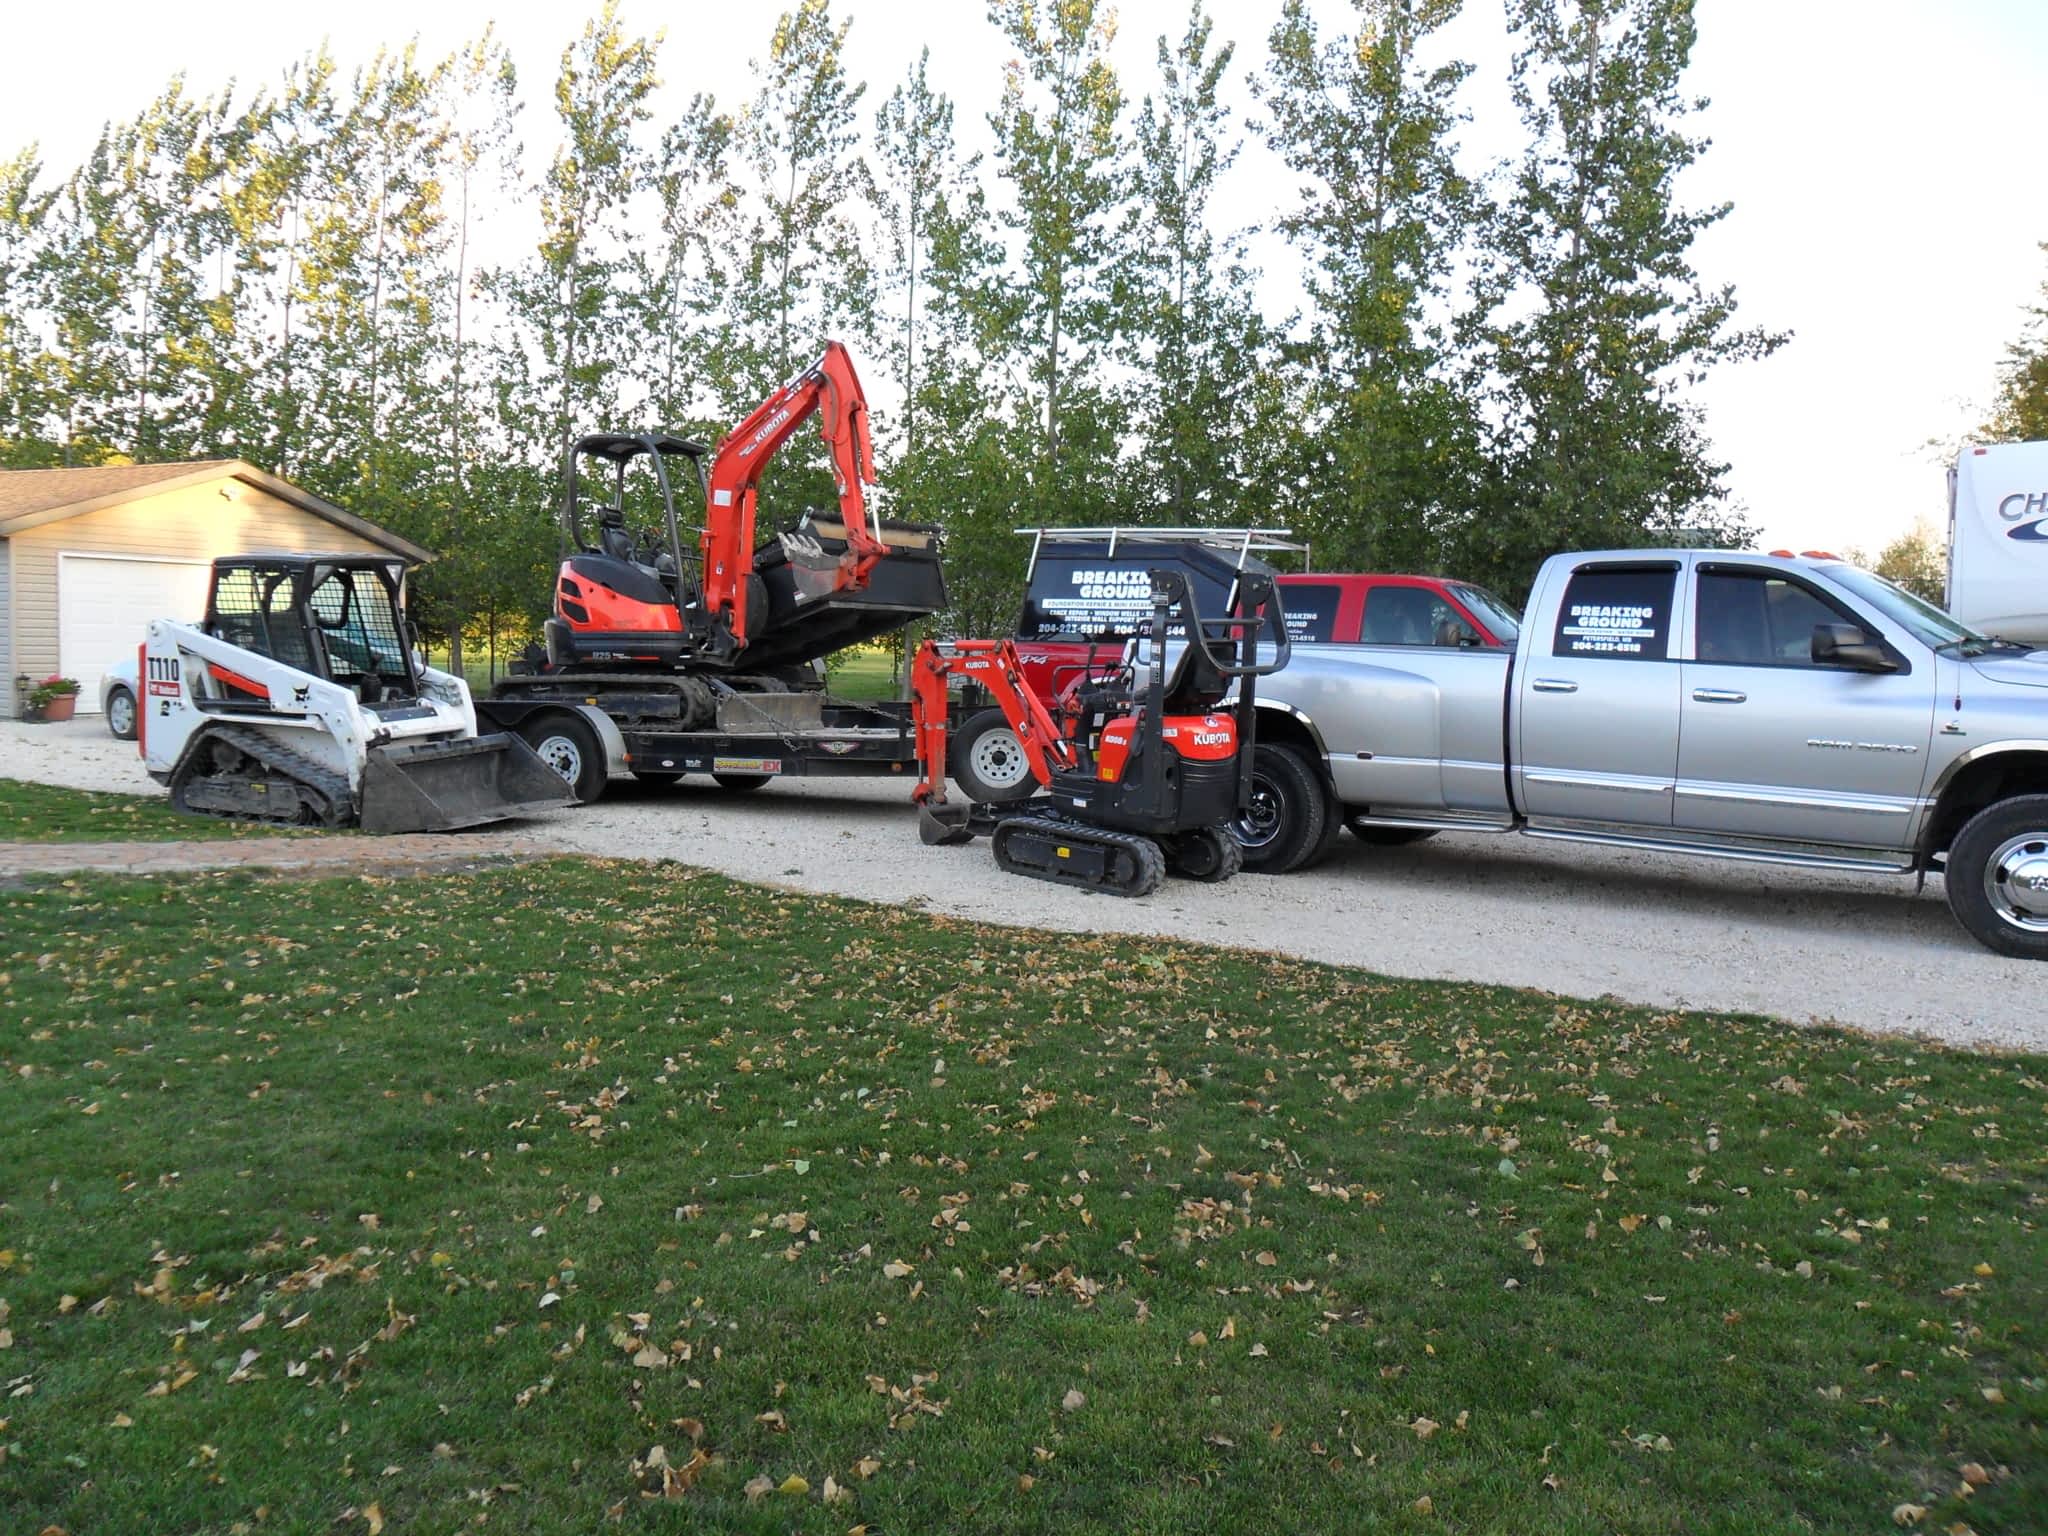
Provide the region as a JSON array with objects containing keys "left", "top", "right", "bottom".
[
  {"left": 917, "top": 800, "right": 977, "bottom": 847},
  {"left": 358, "top": 732, "right": 573, "bottom": 835}
]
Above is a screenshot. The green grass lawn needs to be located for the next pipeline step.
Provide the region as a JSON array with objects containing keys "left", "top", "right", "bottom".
[
  {"left": 0, "top": 777, "right": 301, "bottom": 843},
  {"left": 0, "top": 859, "right": 2040, "bottom": 1534}
]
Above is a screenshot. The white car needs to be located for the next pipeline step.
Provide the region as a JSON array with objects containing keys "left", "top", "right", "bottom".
[{"left": 100, "top": 655, "right": 139, "bottom": 741}]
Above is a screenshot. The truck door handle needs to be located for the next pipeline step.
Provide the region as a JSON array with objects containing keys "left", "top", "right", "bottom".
[
  {"left": 1691, "top": 688, "right": 1747, "bottom": 704},
  {"left": 1531, "top": 678, "right": 1578, "bottom": 694}
]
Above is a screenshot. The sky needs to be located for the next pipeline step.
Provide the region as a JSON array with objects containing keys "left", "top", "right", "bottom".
[{"left": 2, "top": 0, "right": 2043, "bottom": 557}]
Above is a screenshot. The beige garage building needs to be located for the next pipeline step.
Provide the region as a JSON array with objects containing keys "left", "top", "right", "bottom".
[{"left": 0, "top": 460, "right": 431, "bottom": 718}]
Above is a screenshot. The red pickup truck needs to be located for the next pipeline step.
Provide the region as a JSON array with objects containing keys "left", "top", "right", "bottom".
[
  {"left": 946, "top": 529, "right": 1523, "bottom": 800},
  {"left": 1274, "top": 571, "right": 1521, "bottom": 648}
]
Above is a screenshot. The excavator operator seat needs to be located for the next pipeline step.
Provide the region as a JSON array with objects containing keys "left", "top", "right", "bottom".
[
  {"left": 1124, "top": 635, "right": 1227, "bottom": 715},
  {"left": 596, "top": 505, "right": 634, "bottom": 562}
]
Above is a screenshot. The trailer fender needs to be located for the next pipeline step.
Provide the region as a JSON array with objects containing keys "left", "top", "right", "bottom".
[
  {"left": 477, "top": 697, "right": 629, "bottom": 778},
  {"left": 572, "top": 704, "right": 631, "bottom": 776}
]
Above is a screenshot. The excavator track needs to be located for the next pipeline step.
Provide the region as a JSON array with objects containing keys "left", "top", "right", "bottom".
[
  {"left": 989, "top": 814, "right": 1166, "bottom": 898},
  {"left": 168, "top": 722, "right": 354, "bottom": 828}
]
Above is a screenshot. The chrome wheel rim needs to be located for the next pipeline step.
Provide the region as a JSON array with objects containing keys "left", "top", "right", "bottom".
[
  {"left": 535, "top": 734, "right": 584, "bottom": 787},
  {"left": 1233, "top": 773, "right": 1283, "bottom": 849},
  {"left": 970, "top": 727, "right": 1030, "bottom": 790},
  {"left": 1985, "top": 831, "right": 2048, "bottom": 933},
  {"left": 108, "top": 691, "right": 135, "bottom": 736}
]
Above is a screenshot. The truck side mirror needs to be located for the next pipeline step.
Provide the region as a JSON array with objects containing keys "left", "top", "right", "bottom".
[{"left": 1811, "top": 622, "right": 1898, "bottom": 673}]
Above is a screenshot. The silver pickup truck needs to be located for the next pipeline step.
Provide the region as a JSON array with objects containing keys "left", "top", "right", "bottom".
[{"left": 1235, "top": 549, "right": 2048, "bottom": 958}]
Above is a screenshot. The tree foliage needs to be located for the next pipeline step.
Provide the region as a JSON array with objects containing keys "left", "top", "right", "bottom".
[
  {"left": 1981, "top": 241, "right": 2048, "bottom": 444},
  {"left": 1469, "top": 0, "right": 1783, "bottom": 594},
  {"left": 0, "top": 1, "right": 1780, "bottom": 645}
]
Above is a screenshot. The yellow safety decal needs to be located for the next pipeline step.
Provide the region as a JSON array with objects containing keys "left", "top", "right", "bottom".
[{"left": 1056, "top": 846, "right": 1071, "bottom": 859}]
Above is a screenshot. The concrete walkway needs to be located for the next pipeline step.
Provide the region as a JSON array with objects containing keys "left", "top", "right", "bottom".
[{"left": 0, "top": 832, "right": 550, "bottom": 881}]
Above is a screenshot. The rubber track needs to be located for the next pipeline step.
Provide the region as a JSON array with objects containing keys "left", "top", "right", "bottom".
[
  {"left": 170, "top": 722, "right": 354, "bottom": 828},
  {"left": 992, "top": 814, "right": 1166, "bottom": 898}
]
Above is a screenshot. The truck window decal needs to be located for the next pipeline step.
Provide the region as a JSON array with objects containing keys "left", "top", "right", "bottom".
[
  {"left": 1552, "top": 568, "right": 1675, "bottom": 661},
  {"left": 1279, "top": 582, "right": 1342, "bottom": 642}
]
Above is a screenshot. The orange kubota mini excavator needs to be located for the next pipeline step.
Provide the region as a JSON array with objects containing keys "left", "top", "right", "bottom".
[
  {"left": 910, "top": 567, "right": 1289, "bottom": 897},
  {"left": 544, "top": 339, "right": 936, "bottom": 676}
]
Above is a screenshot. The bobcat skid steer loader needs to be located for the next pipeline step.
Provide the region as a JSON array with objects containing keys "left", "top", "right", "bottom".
[{"left": 141, "top": 554, "right": 572, "bottom": 833}]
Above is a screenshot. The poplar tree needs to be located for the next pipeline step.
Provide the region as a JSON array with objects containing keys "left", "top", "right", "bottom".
[
  {"left": 635, "top": 95, "right": 735, "bottom": 430},
  {"left": 872, "top": 48, "right": 975, "bottom": 460},
  {"left": 1122, "top": 3, "right": 1266, "bottom": 525},
  {"left": 713, "top": 0, "right": 872, "bottom": 418},
  {"left": 1472, "top": 0, "right": 1780, "bottom": 590},
  {"left": 0, "top": 148, "right": 55, "bottom": 464},
  {"left": 1258, "top": 0, "right": 1480, "bottom": 571},
  {"left": 984, "top": 0, "right": 1129, "bottom": 513},
  {"left": 503, "top": 2, "right": 659, "bottom": 462}
]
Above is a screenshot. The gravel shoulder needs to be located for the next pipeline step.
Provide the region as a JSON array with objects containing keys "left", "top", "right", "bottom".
[{"left": 3, "top": 716, "right": 2034, "bottom": 1051}]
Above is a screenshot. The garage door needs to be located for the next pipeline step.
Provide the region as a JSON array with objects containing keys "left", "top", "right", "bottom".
[{"left": 59, "top": 553, "right": 211, "bottom": 713}]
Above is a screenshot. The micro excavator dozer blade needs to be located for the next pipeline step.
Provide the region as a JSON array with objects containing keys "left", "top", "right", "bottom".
[{"left": 357, "top": 732, "right": 573, "bottom": 835}]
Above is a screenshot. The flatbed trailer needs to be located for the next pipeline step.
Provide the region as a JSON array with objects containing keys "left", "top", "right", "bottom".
[{"left": 475, "top": 676, "right": 923, "bottom": 801}]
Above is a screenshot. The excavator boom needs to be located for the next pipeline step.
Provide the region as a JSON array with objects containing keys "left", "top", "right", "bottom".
[{"left": 702, "top": 339, "right": 884, "bottom": 646}]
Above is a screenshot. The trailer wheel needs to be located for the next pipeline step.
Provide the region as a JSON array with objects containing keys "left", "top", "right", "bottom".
[
  {"left": 631, "top": 769, "right": 683, "bottom": 789},
  {"left": 520, "top": 712, "right": 608, "bottom": 804},
  {"left": 1232, "top": 743, "right": 1333, "bottom": 874},
  {"left": 712, "top": 773, "right": 771, "bottom": 793},
  {"left": 1945, "top": 794, "right": 2048, "bottom": 959},
  {"left": 951, "top": 709, "right": 1037, "bottom": 803},
  {"left": 1345, "top": 818, "right": 1438, "bottom": 847}
]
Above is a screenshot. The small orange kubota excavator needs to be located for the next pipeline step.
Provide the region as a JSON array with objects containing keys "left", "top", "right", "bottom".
[
  {"left": 910, "top": 567, "right": 1290, "bottom": 897},
  {"left": 544, "top": 339, "right": 922, "bottom": 675}
]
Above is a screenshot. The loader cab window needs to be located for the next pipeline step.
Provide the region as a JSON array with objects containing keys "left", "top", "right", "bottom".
[
  {"left": 1551, "top": 565, "right": 1676, "bottom": 661},
  {"left": 308, "top": 567, "right": 415, "bottom": 700},
  {"left": 209, "top": 566, "right": 314, "bottom": 673}
]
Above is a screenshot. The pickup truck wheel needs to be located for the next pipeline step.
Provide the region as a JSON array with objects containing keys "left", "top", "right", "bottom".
[
  {"left": 631, "top": 769, "right": 683, "bottom": 789},
  {"left": 1946, "top": 795, "right": 2048, "bottom": 959},
  {"left": 519, "top": 712, "right": 608, "bottom": 804},
  {"left": 1344, "top": 818, "right": 1438, "bottom": 847},
  {"left": 950, "top": 708, "right": 1038, "bottom": 803},
  {"left": 1231, "top": 743, "right": 1333, "bottom": 874},
  {"left": 712, "top": 773, "right": 772, "bottom": 793}
]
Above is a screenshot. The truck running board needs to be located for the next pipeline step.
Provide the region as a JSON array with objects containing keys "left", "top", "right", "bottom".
[{"left": 1521, "top": 826, "right": 1915, "bottom": 874}]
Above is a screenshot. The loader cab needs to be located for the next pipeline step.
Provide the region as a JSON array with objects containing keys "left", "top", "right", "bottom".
[{"left": 205, "top": 555, "right": 421, "bottom": 706}]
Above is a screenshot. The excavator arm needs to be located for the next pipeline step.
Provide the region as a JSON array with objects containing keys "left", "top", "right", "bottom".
[
  {"left": 701, "top": 339, "right": 883, "bottom": 649},
  {"left": 909, "top": 637, "right": 1081, "bottom": 810}
]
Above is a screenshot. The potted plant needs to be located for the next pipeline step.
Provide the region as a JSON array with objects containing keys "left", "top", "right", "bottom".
[{"left": 27, "top": 674, "right": 81, "bottom": 723}]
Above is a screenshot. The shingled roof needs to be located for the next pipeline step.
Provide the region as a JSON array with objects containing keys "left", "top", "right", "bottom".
[
  {"left": 0, "top": 459, "right": 434, "bottom": 562},
  {"left": 0, "top": 461, "right": 208, "bottom": 520}
]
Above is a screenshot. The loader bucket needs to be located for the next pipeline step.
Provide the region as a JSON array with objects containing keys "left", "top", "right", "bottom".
[{"left": 358, "top": 733, "right": 574, "bottom": 835}]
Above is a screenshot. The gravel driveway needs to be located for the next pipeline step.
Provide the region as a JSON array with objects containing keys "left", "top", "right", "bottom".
[{"left": 4, "top": 717, "right": 2035, "bottom": 1050}]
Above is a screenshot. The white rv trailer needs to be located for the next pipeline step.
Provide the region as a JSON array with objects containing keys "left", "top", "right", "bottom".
[{"left": 1948, "top": 440, "right": 2048, "bottom": 647}]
